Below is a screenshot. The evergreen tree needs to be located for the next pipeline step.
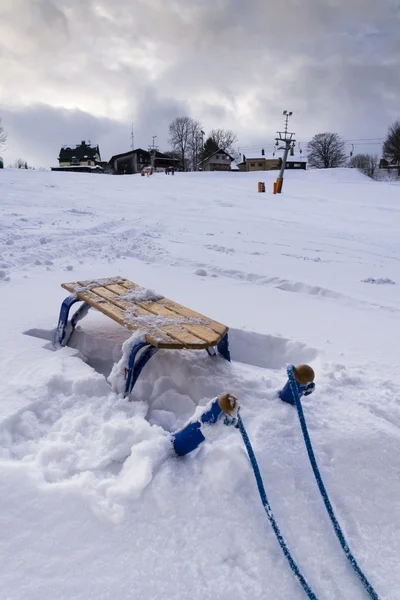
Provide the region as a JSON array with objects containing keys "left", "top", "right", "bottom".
[
  {"left": 202, "top": 137, "right": 219, "bottom": 160},
  {"left": 382, "top": 120, "right": 400, "bottom": 175}
]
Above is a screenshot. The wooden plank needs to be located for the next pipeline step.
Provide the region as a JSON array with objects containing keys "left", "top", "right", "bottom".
[
  {"left": 181, "top": 324, "right": 222, "bottom": 346},
  {"left": 118, "top": 279, "right": 139, "bottom": 291},
  {"left": 61, "top": 287, "right": 128, "bottom": 328},
  {"left": 141, "top": 301, "right": 221, "bottom": 346},
  {"left": 145, "top": 331, "right": 184, "bottom": 350},
  {"left": 124, "top": 296, "right": 211, "bottom": 348},
  {"left": 61, "top": 283, "right": 183, "bottom": 349},
  {"left": 159, "top": 299, "right": 228, "bottom": 337},
  {"left": 117, "top": 280, "right": 228, "bottom": 342},
  {"left": 103, "top": 282, "right": 210, "bottom": 349},
  {"left": 159, "top": 326, "right": 207, "bottom": 349},
  {"left": 62, "top": 281, "right": 83, "bottom": 294},
  {"left": 88, "top": 285, "right": 207, "bottom": 349},
  {"left": 105, "top": 282, "right": 142, "bottom": 297},
  {"left": 61, "top": 278, "right": 228, "bottom": 350},
  {"left": 62, "top": 277, "right": 125, "bottom": 293},
  {"left": 89, "top": 285, "right": 141, "bottom": 311}
]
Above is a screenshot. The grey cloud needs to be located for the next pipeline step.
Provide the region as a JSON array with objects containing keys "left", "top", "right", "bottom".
[
  {"left": 0, "top": 0, "right": 399, "bottom": 164},
  {"left": 35, "top": 0, "right": 69, "bottom": 34},
  {"left": 1, "top": 105, "right": 127, "bottom": 167},
  {"left": 1, "top": 89, "right": 187, "bottom": 167}
]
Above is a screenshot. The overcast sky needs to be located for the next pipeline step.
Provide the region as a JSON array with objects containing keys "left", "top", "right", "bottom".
[{"left": 0, "top": 0, "right": 399, "bottom": 167}]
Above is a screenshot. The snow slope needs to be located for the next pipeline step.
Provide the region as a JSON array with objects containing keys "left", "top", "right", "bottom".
[{"left": 0, "top": 168, "right": 399, "bottom": 599}]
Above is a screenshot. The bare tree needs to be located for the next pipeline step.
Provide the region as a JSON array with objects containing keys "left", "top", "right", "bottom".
[
  {"left": 382, "top": 120, "right": 400, "bottom": 175},
  {"left": 349, "top": 154, "right": 379, "bottom": 179},
  {"left": 307, "top": 133, "right": 347, "bottom": 168},
  {"left": 209, "top": 128, "right": 238, "bottom": 153},
  {"left": 168, "top": 117, "right": 193, "bottom": 170},
  {"left": 168, "top": 117, "right": 205, "bottom": 170},
  {"left": 187, "top": 120, "right": 204, "bottom": 170},
  {"left": 0, "top": 118, "right": 7, "bottom": 152},
  {"left": 12, "top": 158, "right": 32, "bottom": 169}
]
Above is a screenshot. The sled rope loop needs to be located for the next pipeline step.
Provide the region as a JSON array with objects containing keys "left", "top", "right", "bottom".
[
  {"left": 237, "top": 414, "right": 319, "bottom": 600},
  {"left": 287, "top": 365, "right": 380, "bottom": 600}
]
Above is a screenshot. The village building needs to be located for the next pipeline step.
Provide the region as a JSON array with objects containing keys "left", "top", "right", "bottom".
[
  {"left": 199, "top": 149, "right": 234, "bottom": 171},
  {"left": 107, "top": 149, "right": 180, "bottom": 174},
  {"left": 237, "top": 154, "right": 281, "bottom": 172},
  {"left": 285, "top": 153, "right": 308, "bottom": 170},
  {"left": 379, "top": 158, "right": 400, "bottom": 174},
  {"left": 52, "top": 141, "right": 103, "bottom": 173},
  {"left": 237, "top": 149, "right": 307, "bottom": 171}
]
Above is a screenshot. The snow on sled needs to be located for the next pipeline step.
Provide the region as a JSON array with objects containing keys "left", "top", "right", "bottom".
[{"left": 55, "top": 276, "right": 230, "bottom": 397}]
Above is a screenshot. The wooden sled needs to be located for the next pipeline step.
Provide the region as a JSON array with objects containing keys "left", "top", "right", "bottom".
[{"left": 55, "top": 277, "right": 230, "bottom": 397}]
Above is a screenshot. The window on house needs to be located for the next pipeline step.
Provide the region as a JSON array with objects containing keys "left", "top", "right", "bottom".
[
  {"left": 250, "top": 163, "right": 255, "bottom": 167},
  {"left": 258, "top": 163, "right": 263, "bottom": 167},
  {"left": 71, "top": 159, "right": 79, "bottom": 165}
]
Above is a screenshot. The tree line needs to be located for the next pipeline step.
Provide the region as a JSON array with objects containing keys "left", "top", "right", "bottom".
[
  {"left": 167, "top": 116, "right": 400, "bottom": 178},
  {"left": 167, "top": 116, "right": 238, "bottom": 170},
  {"left": 306, "top": 120, "right": 400, "bottom": 178},
  {"left": 1, "top": 114, "right": 400, "bottom": 177}
]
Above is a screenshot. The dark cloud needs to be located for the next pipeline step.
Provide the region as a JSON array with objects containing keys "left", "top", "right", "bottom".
[
  {"left": 1, "top": 91, "right": 187, "bottom": 167},
  {"left": 0, "top": 0, "right": 399, "bottom": 165},
  {"left": 35, "top": 0, "right": 69, "bottom": 34},
  {"left": 1, "top": 105, "right": 126, "bottom": 167}
]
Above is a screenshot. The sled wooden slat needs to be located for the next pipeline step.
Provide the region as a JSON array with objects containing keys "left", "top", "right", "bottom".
[
  {"left": 88, "top": 284, "right": 207, "bottom": 349},
  {"left": 110, "top": 281, "right": 226, "bottom": 346},
  {"left": 117, "top": 280, "right": 227, "bottom": 341},
  {"left": 61, "top": 287, "right": 126, "bottom": 324},
  {"left": 61, "top": 277, "right": 228, "bottom": 351},
  {"left": 159, "top": 299, "right": 227, "bottom": 337},
  {"left": 61, "top": 282, "right": 181, "bottom": 348},
  {"left": 114, "top": 289, "right": 220, "bottom": 347}
]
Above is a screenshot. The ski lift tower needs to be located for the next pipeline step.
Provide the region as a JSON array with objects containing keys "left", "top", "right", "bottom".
[
  {"left": 275, "top": 110, "right": 296, "bottom": 193},
  {"left": 148, "top": 135, "right": 159, "bottom": 169}
]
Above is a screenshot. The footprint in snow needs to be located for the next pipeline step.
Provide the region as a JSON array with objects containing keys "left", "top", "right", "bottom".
[{"left": 362, "top": 277, "right": 395, "bottom": 285}]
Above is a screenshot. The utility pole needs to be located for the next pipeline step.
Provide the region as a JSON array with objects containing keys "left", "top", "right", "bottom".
[
  {"left": 275, "top": 110, "right": 295, "bottom": 193},
  {"left": 130, "top": 121, "right": 134, "bottom": 151},
  {"left": 199, "top": 130, "right": 205, "bottom": 171}
]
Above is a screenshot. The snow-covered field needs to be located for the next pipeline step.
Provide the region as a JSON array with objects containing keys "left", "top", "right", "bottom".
[{"left": 0, "top": 167, "right": 399, "bottom": 599}]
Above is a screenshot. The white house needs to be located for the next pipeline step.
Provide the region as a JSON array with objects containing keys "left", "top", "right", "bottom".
[{"left": 199, "top": 149, "right": 234, "bottom": 171}]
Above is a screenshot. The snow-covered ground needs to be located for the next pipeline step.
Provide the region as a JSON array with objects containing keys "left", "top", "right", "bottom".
[{"left": 0, "top": 167, "right": 399, "bottom": 599}]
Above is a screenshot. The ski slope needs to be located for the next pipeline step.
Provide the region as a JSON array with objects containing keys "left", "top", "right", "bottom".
[{"left": 0, "top": 168, "right": 399, "bottom": 599}]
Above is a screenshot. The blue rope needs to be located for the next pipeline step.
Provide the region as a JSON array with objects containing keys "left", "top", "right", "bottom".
[
  {"left": 237, "top": 414, "right": 319, "bottom": 600},
  {"left": 287, "top": 365, "right": 380, "bottom": 600}
]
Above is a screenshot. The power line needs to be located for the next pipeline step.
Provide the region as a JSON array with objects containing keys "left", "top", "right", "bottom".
[
  {"left": 344, "top": 142, "right": 384, "bottom": 145},
  {"left": 239, "top": 137, "right": 385, "bottom": 150},
  {"left": 342, "top": 138, "right": 385, "bottom": 142}
]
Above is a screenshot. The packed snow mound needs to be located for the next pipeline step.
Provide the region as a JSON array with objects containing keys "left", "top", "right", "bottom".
[
  {"left": 299, "top": 166, "right": 374, "bottom": 184},
  {"left": 1, "top": 168, "right": 399, "bottom": 599}
]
